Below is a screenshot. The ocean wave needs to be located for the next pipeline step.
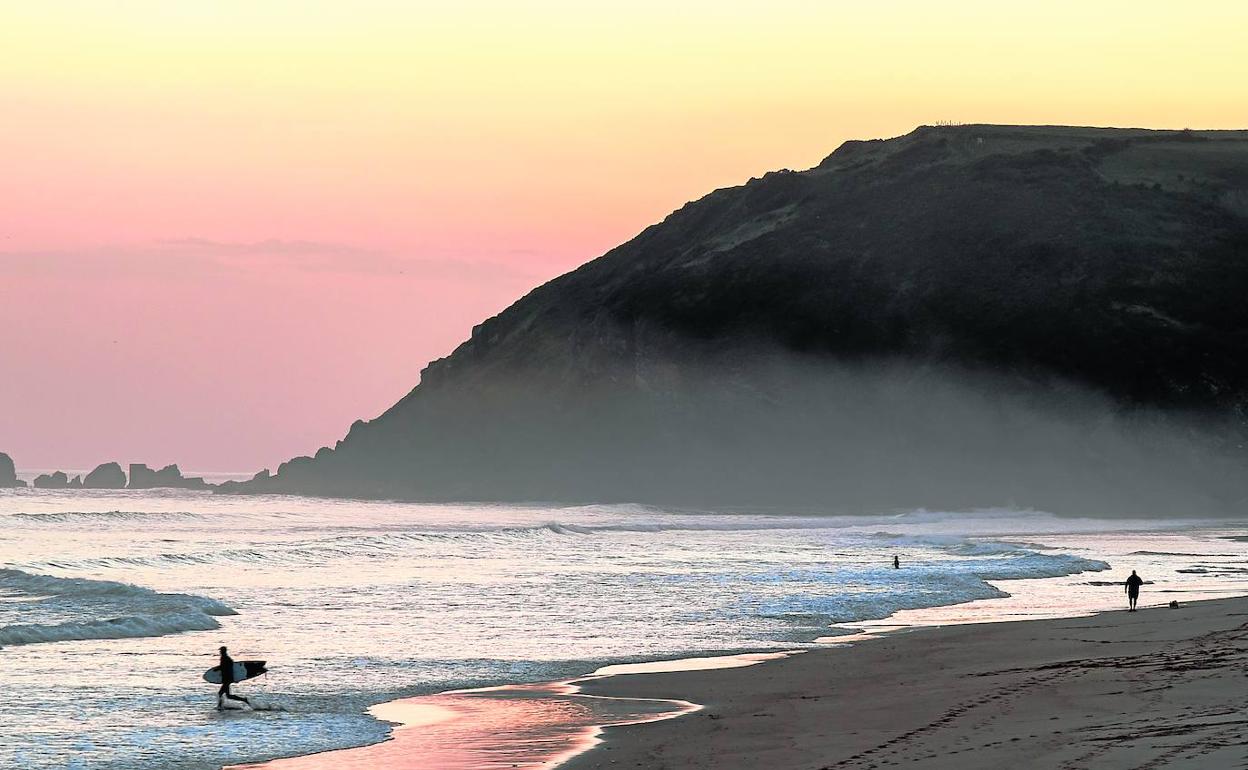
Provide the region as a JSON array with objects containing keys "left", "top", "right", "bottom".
[
  {"left": 25, "top": 518, "right": 1119, "bottom": 573},
  {"left": 0, "top": 568, "right": 236, "bottom": 647},
  {"left": 754, "top": 545, "right": 1108, "bottom": 627},
  {"left": 0, "top": 612, "right": 228, "bottom": 646},
  {"left": 972, "top": 552, "right": 1110, "bottom": 580},
  {"left": 895, "top": 533, "right": 1113, "bottom": 580},
  {"left": 23, "top": 520, "right": 856, "bottom": 570},
  {"left": 7, "top": 510, "right": 205, "bottom": 524},
  {"left": 25, "top": 524, "right": 737, "bottom": 570},
  {"left": 868, "top": 532, "right": 1052, "bottom": 557},
  {"left": 1127, "top": 550, "right": 1228, "bottom": 557},
  {"left": 541, "top": 521, "right": 687, "bottom": 535}
]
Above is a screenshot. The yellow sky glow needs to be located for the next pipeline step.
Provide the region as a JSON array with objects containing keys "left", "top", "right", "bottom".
[{"left": 2, "top": 0, "right": 1247, "bottom": 468}]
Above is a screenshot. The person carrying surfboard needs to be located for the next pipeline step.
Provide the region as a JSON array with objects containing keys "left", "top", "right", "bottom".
[{"left": 217, "top": 646, "right": 253, "bottom": 709}]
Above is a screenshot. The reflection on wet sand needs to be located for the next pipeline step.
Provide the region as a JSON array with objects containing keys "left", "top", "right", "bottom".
[
  {"left": 229, "top": 678, "right": 696, "bottom": 770},
  {"left": 229, "top": 653, "right": 809, "bottom": 770}
]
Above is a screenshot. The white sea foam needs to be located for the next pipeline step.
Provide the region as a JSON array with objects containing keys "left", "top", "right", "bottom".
[
  {"left": 24, "top": 517, "right": 1121, "bottom": 576},
  {"left": 0, "top": 568, "right": 235, "bottom": 646},
  {"left": 2, "top": 491, "right": 1245, "bottom": 770},
  {"left": 0, "top": 611, "right": 229, "bottom": 646}
]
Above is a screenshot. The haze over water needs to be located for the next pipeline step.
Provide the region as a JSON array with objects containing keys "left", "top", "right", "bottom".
[{"left": 3, "top": 488, "right": 1248, "bottom": 769}]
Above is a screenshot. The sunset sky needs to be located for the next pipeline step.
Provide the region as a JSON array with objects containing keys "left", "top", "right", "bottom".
[{"left": 2, "top": 1, "right": 1246, "bottom": 472}]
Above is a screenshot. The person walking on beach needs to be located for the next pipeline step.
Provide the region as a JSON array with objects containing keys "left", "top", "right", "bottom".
[
  {"left": 217, "top": 646, "right": 252, "bottom": 710},
  {"left": 1125, "top": 570, "right": 1144, "bottom": 612}
]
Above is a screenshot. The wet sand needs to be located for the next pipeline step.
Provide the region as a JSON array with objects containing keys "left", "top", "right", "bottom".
[
  {"left": 228, "top": 679, "right": 694, "bottom": 770},
  {"left": 567, "top": 596, "right": 1248, "bottom": 769},
  {"left": 230, "top": 597, "right": 1248, "bottom": 770},
  {"left": 227, "top": 654, "right": 798, "bottom": 770}
]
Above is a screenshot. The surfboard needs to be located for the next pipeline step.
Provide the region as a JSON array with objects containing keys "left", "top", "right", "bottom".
[{"left": 203, "top": 660, "right": 267, "bottom": 684}]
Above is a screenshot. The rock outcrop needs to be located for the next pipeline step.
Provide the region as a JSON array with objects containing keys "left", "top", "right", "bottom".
[
  {"left": 33, "top": 471, "right": 70, "bottom": 489},
  {"left": 83, "top": 462, "right": 127, "bottom": 489},
  {"left": 128, "top": 463, "right": 209, "bottom": 490},
  {"left": 0, "top": 452, "right": 24, "bottom": 488},
  {"left": 24, "top": 461, "right": 209, "bottom": 492},
  {"left": 220, "top": 125, "right": 1248, "bottom": 516}
]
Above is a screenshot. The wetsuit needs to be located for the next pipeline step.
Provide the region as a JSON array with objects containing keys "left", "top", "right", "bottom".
[{"left": 218, "top": 651, "right": 250, "bottom": 707}]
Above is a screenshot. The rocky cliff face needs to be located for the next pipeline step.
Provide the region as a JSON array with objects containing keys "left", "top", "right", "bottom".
[{"left": 222, "top": 125, "right": 1248, "bottom": 515}]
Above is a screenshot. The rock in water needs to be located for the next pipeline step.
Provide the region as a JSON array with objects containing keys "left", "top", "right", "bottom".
[
  {"left": 83, "top": 462, "right": 127, "bottom": 489},
  {"left": 219, "top": 125, "right": 1248, "bottom": 515},
  {"left": 128, "top": 463, "right": 159, "bottom": 489},
  {"left": 128, "top": 463, "right": 210, "bottom": 490},
  {"left": 33, "top": 471, "right": 70, "bottom": 489},
  {"left": 0, "top": 452, "right": 25, "bottom": 488}
]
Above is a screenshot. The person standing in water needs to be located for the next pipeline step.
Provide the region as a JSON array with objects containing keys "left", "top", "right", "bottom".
[
  {"left": 893, "top": 555, "right": 900, "bottom": 569},
  {"left": 217, "top": 646, "right": 252, "bottom": 709},
  {"left": 1125, "top": 570, "right": 1144, "bottom": 612}
]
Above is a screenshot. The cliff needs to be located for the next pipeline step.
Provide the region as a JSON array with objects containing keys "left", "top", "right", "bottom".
[{"left": 221, "top": 125, "right": 1248, "bottom": 515}]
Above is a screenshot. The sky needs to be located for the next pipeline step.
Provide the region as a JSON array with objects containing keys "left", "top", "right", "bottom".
[{"left": 2, "top": 1, "right": 1247, "bottom": 472}]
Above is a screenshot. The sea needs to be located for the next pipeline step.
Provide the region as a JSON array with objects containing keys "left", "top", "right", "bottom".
[{"left": 2, "top": 482, "right": 1247, "bottom": 770}]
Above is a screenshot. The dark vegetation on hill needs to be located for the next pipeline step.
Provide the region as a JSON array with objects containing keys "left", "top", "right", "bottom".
[{"left": 221, "top": 126, "right": 1248, "bottom": 515}]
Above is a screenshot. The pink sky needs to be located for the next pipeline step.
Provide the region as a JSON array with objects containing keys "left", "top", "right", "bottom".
[{"left": 3, "top": 2, "right": 1246, "bottom": 472}]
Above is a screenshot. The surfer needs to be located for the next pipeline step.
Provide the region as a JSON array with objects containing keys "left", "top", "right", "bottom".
[
  {"left": 217, "top": 646, "right": 252, "bottom": 709},
  {"left": 1125, "top": 570, "right": 1144, "bottom": 612}
]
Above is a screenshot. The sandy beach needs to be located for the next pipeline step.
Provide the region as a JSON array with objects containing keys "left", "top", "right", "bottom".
[
  {"left": 236, "top": 595, "right": 1248, "bottom": 770},
  {"left": 568, "top": 597, "right": 1248, "bottom": 769}
]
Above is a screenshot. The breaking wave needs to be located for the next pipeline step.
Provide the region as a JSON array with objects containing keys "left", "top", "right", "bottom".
[
  {"left": 748, "top": 534, "right": 1110, "bottom": 628},
  {"left": 0, "top": 568, "right": 236, "bottom": 647},
  {"left": 24, "top": 517, "right": 1115, "bottom": 578},
  {"left": 8, "top": 510, "right": 205, "bottom": 524},
  {"left": 870, "top": 532, "right": 1109, "bottom": 575}
]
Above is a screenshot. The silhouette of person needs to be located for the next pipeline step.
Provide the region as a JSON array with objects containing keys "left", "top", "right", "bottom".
[
  {"left": 217, "top": 646, "right": 252, "bottom": 709},
  {"left": 1125, "top": 570, "right": 1144, "bottom": 612},
  {"left": 893, "top": 555, "right": 900, "bottom": 569}
]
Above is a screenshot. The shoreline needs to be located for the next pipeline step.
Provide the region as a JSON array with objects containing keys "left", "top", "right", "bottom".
[
  {"left": 219, "top": 525, "right": 1248, "bottom": 770},
  {"left": 8, "top": 491, "right": 1248, "bottom": 770},
  {"left": 226, "top": 653, "right": 789, "bottom": 770},
  {"left": 225, "top": 679, "right": 698, "bottom": 770},
  {"left": 229, "top": 588, "right": 1248, "bottom": 770},
  {"left": 567, "top": 595, "right": 1248, "bottom": 769}
]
